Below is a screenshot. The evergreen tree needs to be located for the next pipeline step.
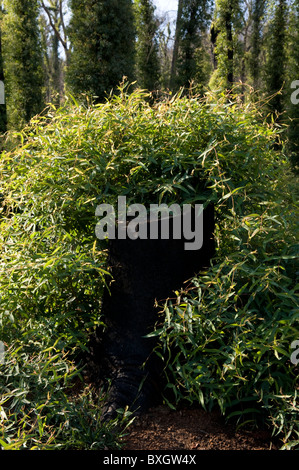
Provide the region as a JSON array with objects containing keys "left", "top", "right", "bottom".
[
  {"left": 249, "top": 0, "right": 266, "bottom": 90},
  {"left": 169, "top": 0, "right": 211, "bottom": 93},
  {"left": 287, "top": 0, "right": 299, "bottom": 171},
  {"left": 170, "top": 0, "right": 184, "bottom": 90},
  {"left": 0, "top": 6, "right": 7, "bottom": 135},
  {"left": 67, "top": 0, "right": 136, "bottom": 102},
  {"left": 134, "top": 0, "right": 160, "bottom": 92},
  {"left": 264, "top": 0, "right": 288, "bottom": 117},
  {"left": 176, "top": 0, "right": 211, "bottom": 93},
  {"left": 209, "top": 0, "right": 241, "bottom": 92},
  {"left": 2, "top": 0, "right": 44, "bottom": 130}
]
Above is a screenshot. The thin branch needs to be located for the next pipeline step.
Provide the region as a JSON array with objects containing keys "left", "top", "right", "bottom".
[
  {"left": 59, "top": 0, "right": 68, "bottom": 49},
  {"left": 41, "top": 0, "right": 70, "bottom": 61}
]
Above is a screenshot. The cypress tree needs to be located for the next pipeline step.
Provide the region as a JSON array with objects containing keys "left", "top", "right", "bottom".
[
  {"left": 0, "top": 6, "right": 7, "bottom": 136},
  {"left": 264, "top": 0, "right": 288, "bottom": 117},
  {"left": 2, "top": 0, "right": 44, "bottom": 130},
  {"left": 176, "top": 0, "right": 211, "bottom": 93},
  {"left": 249, "top": 0, "right": 266, "bottom": 90},
  {"left": 209, "top": 0, "right": 241, "bottom": 92},
  {"left": 287, "top": 0, "right": 299, "bottom": 171},
  {"left": 67, "top": 0, "right": 136, "bottom": 102},
  {"left": 134, "top": 0, "right": 160, "bottom": 93},
  {"left": 170, "top": 1, "right": 211, "bottom": 94},
  {"left": 170, "top": 0, "right": 184, "bottom": 90}
]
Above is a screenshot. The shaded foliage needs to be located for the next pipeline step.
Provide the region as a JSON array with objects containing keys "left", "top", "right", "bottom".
[
  {"left": 1, "top": 0, "right": 44, "bottom": 130},
  {"left": 134, "top": 0, "right": 160, "bottom": 92},
  {"left": 66, "top": 0, "right": 136, "bottom": 102}
]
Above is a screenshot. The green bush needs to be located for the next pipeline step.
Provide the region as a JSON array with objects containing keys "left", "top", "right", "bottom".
[{"left": 0, "top": 83, "right": 297, "bottom": 448}]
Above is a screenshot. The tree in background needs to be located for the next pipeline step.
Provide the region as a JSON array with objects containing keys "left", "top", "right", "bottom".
[
  {"left": 0, "top": 0, "right": 297, "bottom": 175},
  {"left": 66, "top": 0, "right": 136, "bottom": 102},
  {"left": 169, "top": 0, "right": 212, "bottom": 94},
  {"left": 264, "top": 0, "right": 288, "bottom": 118},
  {"left": 40, "top": 0, "right": 66, "bottom": 105},
  {"left": 2, "top": 0, "right": 44, "bottom": 130},
  {"left": 170, "top": 0, "right": 184, "bottom": 90},
  {"left": 0, "top": 5, "right": 7, "bottom": 135},
  {"left": 175, "top": 0, "right": 212, "bottom": 94},
  {"left": 157, "top": 16, "right": 173, "bottom": 91},
  {"left": 249, "top": 0, "right": 266, "bottom": 90},
  {"left": 39, "top": 13, "right": 52, "bottom": 104},
  {"left": 41, "top": 0, "right": 70, "bottom": 65},
  {"left": 209, "top": 0, "right": 242, "bottom": 92},
  {"left": 286, "top": 0, "right": 299, "bottom": 171},
  {"left": 134, "top": 0, "right": 160, "bottom": 93}
]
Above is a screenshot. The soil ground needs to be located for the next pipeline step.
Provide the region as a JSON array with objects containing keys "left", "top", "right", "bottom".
[{"left": 121, "top": 405, "right": 281, "bottom": 451}]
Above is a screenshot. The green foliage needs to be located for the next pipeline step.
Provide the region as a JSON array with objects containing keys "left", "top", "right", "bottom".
[
  {"left": 146, "top": 92, "right": 298, "bottom": 447},
  {"left": 209, "top": 0, "right": 242, "bottom": 90},
  {"left": 134, "top": 0, "right": 160, "bottom": 92},
  {"left": 264, "top": 0, "right": 288, "bottom": 117},
  {"left": 175, "top": 0, "right": 211, "bottom": 92},
  {"left": 0, "top": 328, "right": 131, "bottom": 449},
  {"left": 66, "top": 0, "right": 136, "bottom": 102},
  {"left": 248, "top": 0, "right": 266, "bottom": 89},
  {"left": 1, "top": 0, "right": 44, "bottom": 130},
  {"left": 0, "top": 84, "right": 297, "bottom": 448}
]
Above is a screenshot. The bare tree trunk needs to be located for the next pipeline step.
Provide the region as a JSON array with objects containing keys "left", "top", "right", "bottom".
[{"left": 41, "top": 0, "right": 70, "bottom": 64}]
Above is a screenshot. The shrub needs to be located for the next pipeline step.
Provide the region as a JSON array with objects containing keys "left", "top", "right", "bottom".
[{"left": 0, "top": 83, "right": 297, "bottom": 448}]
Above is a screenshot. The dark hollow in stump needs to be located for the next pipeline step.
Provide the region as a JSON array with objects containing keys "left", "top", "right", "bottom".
[{"left": 91, "top": 205, "right": 215, "bottom": 419}]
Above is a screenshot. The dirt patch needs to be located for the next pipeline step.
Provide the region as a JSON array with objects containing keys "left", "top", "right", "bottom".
[{"left": 121, "top": 405, "right": 280, "bottom": 450}]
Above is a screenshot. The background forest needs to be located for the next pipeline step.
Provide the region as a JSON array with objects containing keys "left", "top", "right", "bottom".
[
  {"left": 0, "top": 0, "right": 298, "bottom": 171},
  {"left": 0, "top": 0, "right": 298, "bottom": 452}
]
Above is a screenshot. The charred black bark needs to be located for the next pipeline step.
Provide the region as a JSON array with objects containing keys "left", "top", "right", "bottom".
[{"left": 88, "top": 205, "right": 215, "bottom": 419}]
